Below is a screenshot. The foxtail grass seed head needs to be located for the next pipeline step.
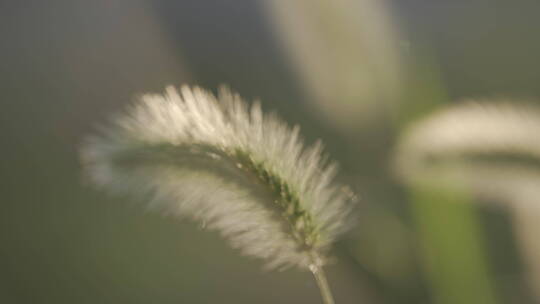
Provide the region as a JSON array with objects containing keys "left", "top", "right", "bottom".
[
  {"left": 82, "top": 85, "right": 355, "bottom": 270},
  {"left": 394, "top": 100, "right": 540, "bottom": 203}
]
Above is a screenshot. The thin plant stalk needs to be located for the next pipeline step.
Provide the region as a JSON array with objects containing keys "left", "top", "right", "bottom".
[
  {"left": 310, "top": 264, "right": 335, "bottom": 304},
  {"left": 410, "top": 181, "right": 499, "bottom": 304}
]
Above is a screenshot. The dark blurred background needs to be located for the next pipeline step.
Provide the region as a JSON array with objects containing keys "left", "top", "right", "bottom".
[{"left": 2, "top": 1, "right": 540, "bottom": 303}]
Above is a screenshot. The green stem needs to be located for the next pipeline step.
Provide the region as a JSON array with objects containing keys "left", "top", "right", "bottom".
[
  {"left": 410, "top": 180, "right": 499, "bottom": 304},
  {"left": 310, "top": 264, "right": 336, "bottom": 304}
]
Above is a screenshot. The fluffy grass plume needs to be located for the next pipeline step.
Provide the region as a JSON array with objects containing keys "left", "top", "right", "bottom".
[
  {"left": 82, "top": 85, "right": 354, "bottom": 271},
  {"left": 395, "top": 100, "right": 540, "bottom": 201}
]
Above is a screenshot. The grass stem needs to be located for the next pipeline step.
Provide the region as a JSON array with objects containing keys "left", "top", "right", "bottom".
[{"left": 310, "top": 264, "right": 335, "bottom": 304}]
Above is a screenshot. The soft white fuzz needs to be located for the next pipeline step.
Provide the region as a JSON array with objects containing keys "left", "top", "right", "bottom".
[{"left": 82, "top": 85, "right": 354, "bottom": 270}]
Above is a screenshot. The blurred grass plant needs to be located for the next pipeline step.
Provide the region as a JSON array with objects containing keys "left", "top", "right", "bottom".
[
  {"left": 393, "top": 67, "right": 501, "bottom": 304},
  {"left": 82, "top": 85, "right": 356, "bottom": 304},
  {"left": 396, "top": 101, "right": 540, "bottom": 301},
  {"left": 265, "top": 0, "right": 403, "bottom": 134}
]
